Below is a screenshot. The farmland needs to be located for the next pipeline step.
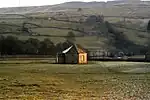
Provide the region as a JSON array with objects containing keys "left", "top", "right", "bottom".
[
  {"left": 0, "top": 1, "right": 150, "bottom": 99},
  {"left": 0, "top": 60, "right": 150, "bottom": 99},
  {"left": 0, "top": 13, "right": 149, "bottom": 51},
  {"left": 0, "top": 1, "right": 150, "bottom": 53},
  {"left": 0, "top": 6, "right": 150, "bottom": 52}
]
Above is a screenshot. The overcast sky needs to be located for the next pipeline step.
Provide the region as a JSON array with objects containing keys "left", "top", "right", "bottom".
[{"left": 0, "top": 0, "right": 149, "bottom": 8}]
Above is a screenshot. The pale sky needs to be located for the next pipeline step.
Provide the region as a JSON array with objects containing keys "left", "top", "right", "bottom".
[
  {"left": 0, "top": 0, "right": 149, "bottom": 8},
  {"left": 0, "top": 0, "right": 104, "bottom": 8}
]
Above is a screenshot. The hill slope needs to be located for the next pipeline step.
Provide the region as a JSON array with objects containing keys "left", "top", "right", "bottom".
[
  {"left": 0, "top": 1, "right": 150, "bottom": 17},
  {"left": 0, "top": 1, "right": 150, "bottom": 54}
]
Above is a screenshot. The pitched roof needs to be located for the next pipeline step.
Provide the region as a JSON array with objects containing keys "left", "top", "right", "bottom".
[
  {"left": 75, "top": 44, "right": 86, "bottom": 53},
  {"left": 62, "top": 46, "right": 73, "bottom": 53},
  {"left": 62, "top": 44, "right": 86, "bottom": 54}
]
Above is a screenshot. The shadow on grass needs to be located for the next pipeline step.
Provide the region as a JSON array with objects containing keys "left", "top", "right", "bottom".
[
  {"left": 107, "top": 67, "right": 150, "bottom": 74},
  {"left": 9, "top": 83, "right": 40, "bottom": 88}
]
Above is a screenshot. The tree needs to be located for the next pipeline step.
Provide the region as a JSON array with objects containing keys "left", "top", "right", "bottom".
[
  {"left": 23, "top": 38, "right": 40, "bottom": 54},
  {"left": 1, "top": 36, "right": 23, "bottom": 55},
  {"left": 0, "top": 35, "right": 57, "bottom": 56},
  {"left": 56, "top": 42, "right": 63, "bottom": 53},
  {"left": 77, "top": 8, "right": 84, "bottom": 23},
  {"left": 77, "top": 8, "right": 82, "bottom": 12},
  {"left": 27, "top": 38, "right": 40, "bottom": 48},
  {"left": 147, "top": 20, "right": 150, "bottom": 33},
  {"left": 39, "top": 38, "right": 56, "bottom": 55},
  {"left": 0, "top": 35, "right": 5, "bottom": 55},
  {"left": 66, "top": 31, "right": 76, "bottom": 43},
  {"left": 56, "top": 41, "right": 74, "bottom": 53},
  {"left": 23, "top": 42, "right": 35, "bottom": 54}
]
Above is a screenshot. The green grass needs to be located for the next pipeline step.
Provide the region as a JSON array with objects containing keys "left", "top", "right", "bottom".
[
  {"left": 0, "top": 60, "right": 150, "bottom": 99},
  {"left": 0, "top": 12, "right": 150, "bottom": 49}
]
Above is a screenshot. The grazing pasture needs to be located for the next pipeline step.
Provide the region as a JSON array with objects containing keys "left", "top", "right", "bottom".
[{"left": 0, "top": 60, "right": 150, "bottom": 99}]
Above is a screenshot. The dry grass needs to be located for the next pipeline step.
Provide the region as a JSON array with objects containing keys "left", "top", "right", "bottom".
[{"left": 0, "top": 61, "right": 150, "bottom": 99}]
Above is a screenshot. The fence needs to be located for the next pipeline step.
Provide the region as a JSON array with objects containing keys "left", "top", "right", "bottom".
[{"left": 87, "top": 50, "right": 147, "bottom": 62}]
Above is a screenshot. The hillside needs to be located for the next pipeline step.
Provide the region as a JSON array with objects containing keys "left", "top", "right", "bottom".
[
  {"left": 0, "top": 1, "right": 150, "bottom": 17},
  {"left": 0, "top": 1, "right": 150, "bottom": 54},
  {"left": 0, "top": 13, "right": 149, "bottom": 53}
]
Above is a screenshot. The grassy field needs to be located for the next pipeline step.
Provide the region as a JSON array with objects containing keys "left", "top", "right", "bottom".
[
  {"left": 0, "top": 12, "right": 149, "bottom": 49},
  {"left": 0, "top": 60, "right": 150, "bottom": 99}
]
